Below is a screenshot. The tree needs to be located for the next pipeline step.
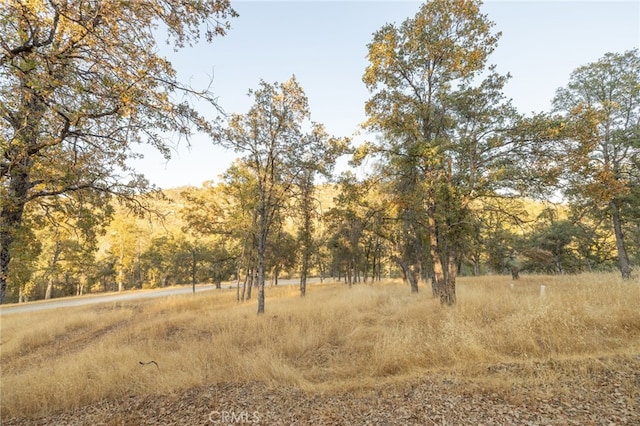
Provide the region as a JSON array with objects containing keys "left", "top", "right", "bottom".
[
  {"left": 140, "top": 236, "right": 176, "bottom": 288},
  {"left": 553, "top": 49, "right": 640, "bottom": 279},
  {"left": 295, "top": 167, "right": 316, "bottom": 296},
  {"left": 179, "top": 182, "right": 246, "bottom": 290},
  {"left": 40, "top": 192, "right": 108, "bottom": 299},
  {"left": 293, "top": 128, "right": 348, "bottom": 296},
  {"left": 106, "top": 214, "right": 145, "bottom": 291},
  {"left": 217, "top": 162, "right": 261, "bottom": 302},
  {"left": 0, "top": 0, "right": 237, "bottom": 303},
  {"left": 325, "top": 175, "right": 369, "bottom": 287},
  {"left": 266, "top": 228, "right": 297, "bottom": 286},
  {"left": 324, "top": 174, "right": 387, "bottom": 287},
  {"left": 1, "top": 187, "right": 110, "bottom": 302},
  {"left": 363, "top": 0, "right": 541, "bottom": 304},
  {"left": 217, "top": 76, "right": 345, "bottom": 314},
  {"left": 521, "top": 209, "right": 582, "bottom": 274},
  {"left": 473, "top": 198, "right": 527, "bottom": 275}
]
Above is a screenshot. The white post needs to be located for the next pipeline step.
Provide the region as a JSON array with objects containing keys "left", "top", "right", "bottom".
[{"left": 540, "top": 285, "right": 546, "bottom": 298}]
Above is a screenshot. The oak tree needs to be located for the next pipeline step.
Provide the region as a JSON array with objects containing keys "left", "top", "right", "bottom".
[
  {"left": 553, "top": 49, "right": 640, "bottom": 279},
  {"left": 293, "top": 127, "right": 348, "bottom": 296},
  {"left": 0, "top": 0, "right": 236, "bottom": 303},
  {"left": 217, "top": 77, "right": 345, "bottom": 313},
  {"left": 363, "top": 0, "right": 547, "bottom": 303},
  {"left": 364, "top": 0, "right": 500, "bottom": 304}
]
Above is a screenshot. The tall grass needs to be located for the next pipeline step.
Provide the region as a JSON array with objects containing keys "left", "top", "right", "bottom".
[{"left": 1, "top": 273, "right": 639, "bottom": 419}]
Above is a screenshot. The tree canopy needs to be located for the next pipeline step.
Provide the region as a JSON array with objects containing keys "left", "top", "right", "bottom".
[{"left": 553, "top": 49, "right": 640, "bottom": 279}]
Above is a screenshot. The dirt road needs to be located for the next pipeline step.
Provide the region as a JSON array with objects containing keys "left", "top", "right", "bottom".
[{"left": 0, "top": 278, "right": 324, "bottom": 316}]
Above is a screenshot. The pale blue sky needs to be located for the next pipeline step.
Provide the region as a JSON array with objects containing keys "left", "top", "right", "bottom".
[{"left": 132, "top": 1, "right": 640, "bottom": 189}]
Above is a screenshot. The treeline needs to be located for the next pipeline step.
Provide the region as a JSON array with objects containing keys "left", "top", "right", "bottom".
[{"left": 7, "top": 176, "right": 638, "bottom": 303}]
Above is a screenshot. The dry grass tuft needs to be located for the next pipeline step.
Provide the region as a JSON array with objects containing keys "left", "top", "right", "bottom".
[{"left": 1, "top": 273, "right": 639, "bottom": 419}]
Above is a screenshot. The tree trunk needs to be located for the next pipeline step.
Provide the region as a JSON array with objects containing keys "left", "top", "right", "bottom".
[
  {"left": 427, "top": 212, "right": 446, "bottom": 300},
  {"left": 300, "top": 275, "right": 307, "bottom": 297},
  {"left": 472, "top": 223, "right": 481, "bottom": 276},
  {"left": 236, "top": 243, "right": 247, "bottom": 302},
  {"left": 271, "top": 265, "right": 280, "bottom": 286},
  {"left": 511, "top": 266, "right": 520, "bottom": 280},
  {"left": 371, "top": 247, "right": 377, "bottom": 282},
  {"left": 255, "top": 186, "right": 272, "bottom": 314},
  {"left": 431, "top": 275, "right": 438, "bottom": 297},
  {"left": 236, "top": 275, "right": 241, "bottom": 302},
  {"left": 45, "top": 278, "right": 54, "bottom": 300},
  {"left": 246, "top": 268, "right": 253, "bottom": 300},
  {"left": 395, "top": 257, "right": 419, "bottom": 292},
  {"left": 363, "top": 244, "right": 371, "bottom": 284},
  {"left": 300, "top": 249, "right": 309, "bottom": 296},
  {"left": 0, "top": 166, "right": 31, "bottom": 304},
  {"left": 256, "top": 200, "right": 268, "bottom": 313},
  {"left": 44, "top": 240, "right": 61, "bottom": 300},
  {"left": 118, "top": 264, "right": 124, "bottom": 292},
  {"left": 441, "top": 254, "right": 457, "bottom": 306},
  {"left": 191, "top": 249, "right": 197, "bottom": 293},
  {"left": 0, "top": 235, "right": 11, "bottom": 304},
  {"left": 257, "top": 257, "right": 265, "bottom": 315},
  {"left": 299, "top": 185, "right": 312, "bottom": 296},
  {"left": 299, "top": 240, "right": 308, "bottom": 296},
  {"left": 0, "top": 85, "right": 45, "bottom": 305},
  {"left": 610, "top": 200, "right": 631, "bottom": 280},
  {"left": 241, "top": 272, "right": 248, "bottom": 302}
]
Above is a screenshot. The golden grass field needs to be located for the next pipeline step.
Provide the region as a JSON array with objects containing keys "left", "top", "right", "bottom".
[{"left": 1, "top": 273, "right": 639, "bottom": 420}]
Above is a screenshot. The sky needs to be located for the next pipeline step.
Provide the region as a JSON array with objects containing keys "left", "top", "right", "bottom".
[{"left": 130, "top": 0, "right": 640, "bottom": 189}]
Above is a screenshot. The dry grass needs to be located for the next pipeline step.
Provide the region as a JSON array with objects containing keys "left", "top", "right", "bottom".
[{"left": 1, "top": 273, "right": 639, "bottom": 419}]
